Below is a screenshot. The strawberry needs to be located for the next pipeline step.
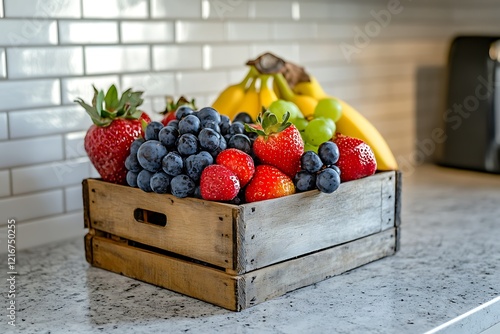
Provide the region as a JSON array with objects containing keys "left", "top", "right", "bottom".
[
  {"left": 333, "top": 133, "right": 377, "bottom": 182},
  {"left": 75, "top": 85, "right": 151, "bottom": 184},
  {"left": 216, "top": 148, "right": 255, "bottom": 187},
  {"left": 160, "top": 96, "right": 197, "bottom": 126},
  {"left": 245, "top": 110, "right": 304, "bottom": 177},
  {"left": 200, "top": 164, "right": 240, "bottom": 201},
  {"left": 245, "top": 165, "right": 295, "bottom": 203}
]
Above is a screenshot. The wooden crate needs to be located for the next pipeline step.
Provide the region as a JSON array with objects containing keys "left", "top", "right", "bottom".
[{"left": 83, "top": 170, "right": 401, "bottom": 311}]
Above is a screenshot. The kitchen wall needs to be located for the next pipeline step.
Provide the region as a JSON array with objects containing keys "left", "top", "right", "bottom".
[{"left": 1, "top": 0, "right": 500, "bottom": 251}]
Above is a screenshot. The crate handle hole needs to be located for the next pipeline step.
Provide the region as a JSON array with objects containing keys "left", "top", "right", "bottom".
[{"left": 134, "top": 208, "right": 167, "bottom": 227}]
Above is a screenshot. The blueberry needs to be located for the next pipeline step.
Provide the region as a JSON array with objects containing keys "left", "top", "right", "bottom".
[
  {"left": 229, "top": 122, "right": 245, "bottom": 135},
  {"left": 137, "top": 170, "right": 154, "bottom": 192},
  {"left": 219, "top": 115, "right": 231, "bottom": 135},
  {"left": 316, "top": 168, "right": 341, "bottom": 194},
  {"left": 150, "top": 171, "right": 171, "bottom": 194},
  {"left": 193, "top": 186, "right": 202, "bottom": 199},
  {"left": 177, "top": 133, "right": 199, "bottom": 156},
  {"left": 130, "top": 138, "right": 145, "bottom": 155},
  {"left": 178, "top": 114, "right": 201, "bottom": 135},
  {"left": 137, "top": 140, "right": 168, "bottom": 172},
  {"left": 170, "top": 174, "right": 196, "bottom": 198},
  {"left": 301, "top": 151, "right": 323, "bottom": 174},
  {"left": 294, "top": 171, "right": 317, "bottom": 192},
  {"left": 198, "top": 128, "right": 221, "bottom": 152},
  {"left": 125, "top": 153, "right": 142, "bottom": 172},
  {"left": 197, "top": 107, "right": 221, "bottom": 124},
  {"left": 162, "top": 151, "right": 184, "bottom": 176},
  {"left": 126, "top": 170, "right": 139, "bottom": 187},
  {"left": 185, "top": 153, "right": 212, "bottom": 182},
  {"left": 175, "top": 106, "right": 195, "bottom": 120},
  {"left": 330, "top": 164, "right": 341, "bottom": 176},
  {"left": 228, "top": 134, "right": 252, "bottom": 154},
  {"left": 219, "top": 135, "right": 227, "bottom": 150},
  {"left": 167, "top": 120, "right": 179, "bottom": 129},
  {"left": 197, "top": 151, "right": 214, "bottom": 165},
  {"left": 318, "top": 141, "right": 340, "bottom": 165},
  {"left": 202, "top": 120, "right": 220, "bottom": 133},
  {"left": 145, "top": 121, "right": 164, "bottom": 141},
  {"left": 158, "top": 125, "right": 179, "bottom": 149},
  {"left": 233, "top": 112, "right": 253, "bottom": 124}
]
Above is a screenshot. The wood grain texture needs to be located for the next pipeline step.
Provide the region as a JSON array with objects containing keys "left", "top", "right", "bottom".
[
  {"left": 82, "top": 179, "right": 90, "bottom": 229},
  {"left": 85, "top": 179, "right": 236, "bottom": 269}
]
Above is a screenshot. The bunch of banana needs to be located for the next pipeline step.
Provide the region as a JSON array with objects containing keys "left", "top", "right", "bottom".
[
  {"left": 292, "top": 75, "right": 398, "bottom": 171},
  {"left": 211, "top": 66, "right": 279, "bottom": 121}
]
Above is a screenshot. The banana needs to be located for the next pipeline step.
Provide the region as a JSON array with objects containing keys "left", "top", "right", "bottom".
[
  {"left": 232, "top": 78, "right": 260, "bottom": 121},
  {"left": 273, "top": 73, "right": 317, "bottom": 119},
  {"left": 258, "top": 75, "right": 278, "bottom": 110},
  {"left": 291, "top": 75, "right": 398, "bottom": 171},
  {"left": 212, "top": 66, "right": 257, "bottom": 117}
]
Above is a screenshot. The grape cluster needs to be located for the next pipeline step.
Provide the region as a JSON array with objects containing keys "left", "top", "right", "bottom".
[
  {"left": 294, "top": 141, "right": 341, "bottom": 194},
  {"left": 125, "top": 107, "right": 255, "bottom": 198}
]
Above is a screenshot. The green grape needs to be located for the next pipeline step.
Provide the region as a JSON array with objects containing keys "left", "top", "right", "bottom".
[
  {"left": 269, "top": 100, "right": 303, "bottom": 122},
  {"left": 314, "top": 98, "right": 342, "bottom": 122},
  {"left": 304, "top": 142, "right": 319, "bottom": 153},
  {"left": 304, "top": 118, "right": 334, "bottom": 146},
  {"left": 293, "top": 118, "right": 309, "bottom": 132},
  {"left": 316, "top": 116, "right": 336, "bottom": 134}
]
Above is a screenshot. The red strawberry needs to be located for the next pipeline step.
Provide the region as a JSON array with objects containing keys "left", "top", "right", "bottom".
[
  {"left": 245, "top": 165, "right": 295, "bottom": 203},
  {"left": 200, "top": 164, "right": 240, "bottom": 201},
  {"left": 245, "top": 110, "right": 304, "bottom": 177},
  {"left": 216, "top": 148, "right": 255, "bottom": 187},
  {"left": 160, "top": 96, "right": 197, "bottom": 126},
  {"left": 75, "top": 85, "right": 151, "bottom": 184},
  {"left": 333, "top": 133, "right": 377, "bottom": 182}
]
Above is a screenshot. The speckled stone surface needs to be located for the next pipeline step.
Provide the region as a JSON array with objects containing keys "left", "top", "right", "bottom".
[{"left": 2, "top": 164, "right": 500, "bottom": 334}]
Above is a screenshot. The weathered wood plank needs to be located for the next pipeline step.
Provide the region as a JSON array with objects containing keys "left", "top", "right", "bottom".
[
  {"left": 85, "top": 179, "right": 236, "bottom": 269},
  {"left": 237, "top": 171, "right": 396, "bottom": 273},
  {"left": 381, "top": 172, "right": 396, "bottom": 230},
  {"left": 82, "top": 179, "right": 90, "bottom": 229}
]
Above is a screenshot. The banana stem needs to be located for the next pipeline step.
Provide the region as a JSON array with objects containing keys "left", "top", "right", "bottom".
[
  {"left": 260, "top": 74, "right": 271, "bottom": 90},
  {"left": 273, "top": 72, "right": 295, "bottom": 100},
  {"left": 238, "top": 66, "right": 258, "bottom": 90}
]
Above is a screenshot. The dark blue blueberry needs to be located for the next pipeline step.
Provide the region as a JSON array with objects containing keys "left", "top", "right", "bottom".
[
  {"left": 197, "top": 151, "right": 214, "bottom": 165},
  {"left": 232, "top": 112, "right": 253, "bottom": 124},
  {"left": 176, "top": 133, "right": 199, "bottom": 156},
  {"left": 167, "top": 119, "right": 179, "bottom": 129},
  {"left": 158, "top": 125, "right": 179, "bottom": 148},
  {"left": 137, "top": 169, "right": 154, "bottom": 192},
  {"left": 137, "top": 140, "right": 168, "bottom": 172},
  {"left": 197, "top": 107, "right": 221, "bottom": 124},
  {"left": 228, "top": 134, "right": 252, "bottom": 154},
  {"left": 301, "top": 151, "right": 323, "bottom": 174},
  {"left": 126, "top": 170, "right": 139, "bottom": 187},
  {"left": 185, "top": 152, "right": 212, "bottom": 182},
  {"left": 130, "top": 138, "right": 145, "bottom": 155},
  {"left": 170, "top": 174, "right": 196, "bottom": 198},
  {"left": 125, "top": 153, "right": 142, "bottom": 172},
  {"left": 144, "top": 121, "right": 164, "bottom": 141},
  {"left": 316, "top": 168, "right": 341, "bottom": 194},
  {"left": 219, "top": 135, "right": 227, "bottom": 150},
  {"left": 294, "top": 171, "right": 317, "bottom": 192},
  {"left": 150, "top": 171, "right": 171, "bottom": 194},
  {"left": 193, "top": 186, "right": 202, "bottom": 199},
  {"left": 178, "top": 114, "right": 201, "bottom": 135},
  {"left": 229, "top": 122, "right": 245, "bottom": 135},
  {"left": 330, "top": 164, "right": 341, "bottom": 176},
  {"left": 175, "top": 105, "right": 195, "bottom": 120},
  {"left": 198, "top": 128, "right": 221, "bottom": 152},
  {"left": 202, "top": 120, "right": 220, "bottom": 133},
  {"left": 162, "top": 151, "right": 184, "bottom": 177},
  {"left": 318, "top": 141, "right": 340, "bottom": 165},
  {"left": 219, "top": 115, "right": 231, "bottom": 135}
]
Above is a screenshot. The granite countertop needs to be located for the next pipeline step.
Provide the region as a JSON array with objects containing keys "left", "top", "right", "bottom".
[{"left": 3, "top": 164, "right": 500, "bottom": 334}]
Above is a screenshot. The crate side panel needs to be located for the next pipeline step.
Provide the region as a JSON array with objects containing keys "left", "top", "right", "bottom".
[
  {"left": 85, "top": 179, "right": 235, "bottom": 269},
  {"left": 91, "top": 236, "right": 240, "bottom": 311},
  {"left": 239, "top": 171, "right": 395, "bottom": 272},
  {"left": 240, "top": 228, "right": 397, "bottom": 309},
  {"left": 381, "top": 172, "right": 396, "bottom": 230}
]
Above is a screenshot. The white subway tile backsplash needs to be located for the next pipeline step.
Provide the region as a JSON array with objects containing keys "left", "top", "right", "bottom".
[
  {"left": 253, "top": 1, "right": 292, "bottom": 19},
  {"left": 121, "top": 21, "right": 174, "bottom": 44},
  {"left": 204, "top": 0, "right": 249, "bottom": 19},
  {"left": 65, "top": 185, "right": 83, "bottom": 212},
  {"left": 0, "top": 189, "right": 63, "bottom": 224},
  {"left": 121, "top": 72, "right": 176, "bottom": 97},
  {"left": 0, "top": 20, "right": 58, "bottom": 46},
  {"left": 0, "top": 48, "right": 5, "bottom": 78},
  {"left": 251, "top": 43, "right": 299, "bottom": 63},
  {"left": 226, "top": 22, "right": 271, "bottom": 41},
  {"left": 273, "top": 22, "right": 317, "bottom": 40},
  {"left": 208, "top": 45, "right": 251, "bottom": 69},
  {"left": 4, "top": 0, "right": 81, "bottom": 18},
  {"left": 82, "top": 0, "right": 148, "bottom": 18},
  {"left": 9, "top": 105, "right": 91, "bottom": 139},
  {"left": 12, "top": 158, "right": 91, "bottom": 194},
  {"left": 59, "top": 21, "right": 119, "bottom": 44},
  {"left": 65, "top": 132, "right": 87, "bottom": 159},
  {"left": 0, "top": 79, "right": 61, "bottom": 111},
  {"left": 0, "top": 113, "right": 7, "bottom": 140},
  {"left": 151, "top": 0, "right": 202, "bottom": 18},
  {"left": 153, "top": 45, "right": 203, "bottom": 71},
  {"left": 298, "top": 43, "right": 344, "bottom": 64},
  {"left": 177, "top": 70, "right": 227, "bottom": 95},
  {"left": 317, "top": 24, "right": 356, "bottom": 40},
  {"left": 0, "top": 0, "right": 3, "bottom": 18},
  {"left": 0, "top": 135, "right": 63, "bottom": 169},
  {"left": 175, "top": 21, "right": 225, "bottom": 43},
  {"left": 0, "top": 170, "right": 10, "bottom": 197},
  {"left": 85, "top": 46, "right": 150, "bottom": 74},
  {"left": 7, "top": 47, "right": 84, "bottom": 78},
  {"left": 61, "top": 75, "right": 120, "bottom": 105},
  {"left": 299, "top": 2, "right": 333, "bottom": 20}
]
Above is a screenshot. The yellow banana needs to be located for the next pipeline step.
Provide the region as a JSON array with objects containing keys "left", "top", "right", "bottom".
[
  {"left": 258, "top": 75, "right": 278, "bottom": 110},
  {"left": 212, "top": 66, "right": 257, "bottom": 117},
  {"left": 273, "top": 73, "right": 317, "bottom": 119},
  {"left": 231, "top": 78, "right": 260, "bottom": 121},
  {"left": 290, "top": 76, "right": 398, "bottom": 171}
]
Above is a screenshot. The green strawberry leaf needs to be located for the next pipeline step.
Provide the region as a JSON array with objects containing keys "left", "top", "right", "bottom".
[
  {"left": 95, "top": 90, "right": 105, "bottom": 117},
  {"left": 104, "top": 84, "right": 119, "bottom": 111}
]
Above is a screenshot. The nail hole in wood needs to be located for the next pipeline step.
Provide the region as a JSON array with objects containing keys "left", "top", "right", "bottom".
[
  {"left": 219, "top": 216, "right": 224, "bottom": 221},
  {"left": 91, "top": 189, "right": 96, "bottom": 192}
]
